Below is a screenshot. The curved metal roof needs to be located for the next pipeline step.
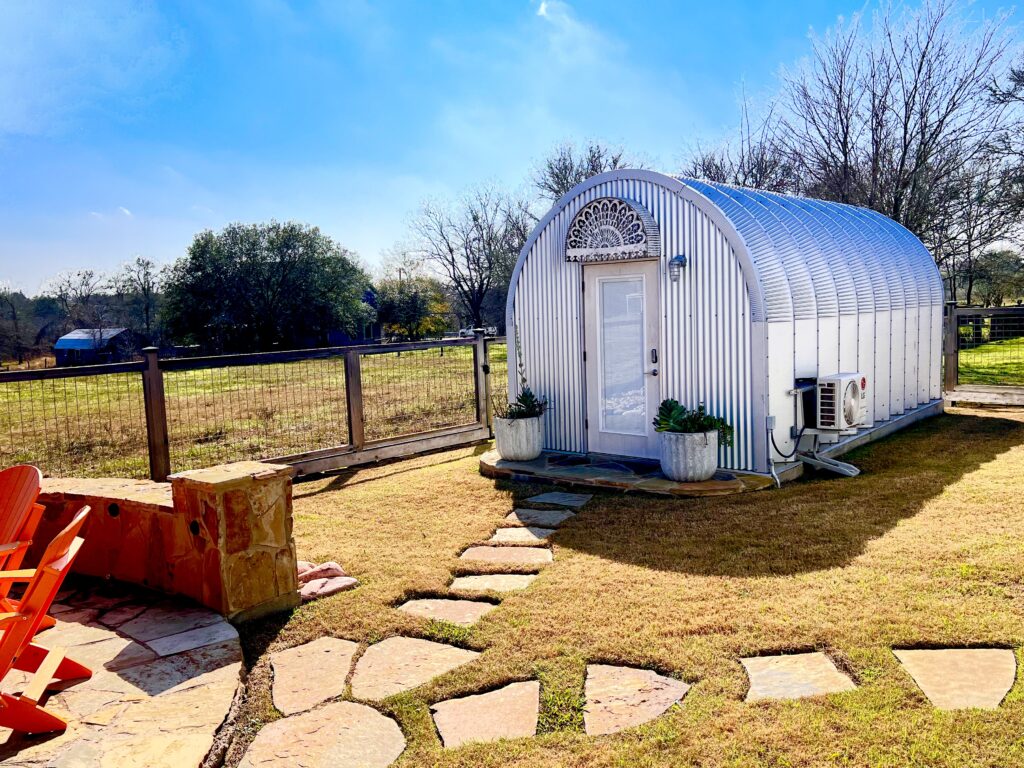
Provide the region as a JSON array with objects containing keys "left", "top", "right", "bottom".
[{"left": 675, "top": 177, "right": 943, "bottom": 322}]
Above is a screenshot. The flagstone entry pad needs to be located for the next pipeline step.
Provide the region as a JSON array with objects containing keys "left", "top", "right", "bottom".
[
  {"left": 0, "top": 578, "right": 241, "bottom": 767},
  {"left": 480, "top": 450, "right": 774, "bottom": 497}
]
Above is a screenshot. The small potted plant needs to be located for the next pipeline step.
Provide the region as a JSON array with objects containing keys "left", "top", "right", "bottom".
[
  {"left": 653, "top": 400, "right": 733, "bottom": 482},
  {"left": 493, "top": 330, "right": 548, "bottom": 461}
]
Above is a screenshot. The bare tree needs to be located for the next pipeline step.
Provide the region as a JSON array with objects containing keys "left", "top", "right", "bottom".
[
  {"left": 414, "top": 188, "right": 526, "bottom": 328},
  {"left": 533, "top": 141, "right": 639, "bottom": 201},
  {"left": 44, "top": 270, "right": 110, "bottom": 338},
  {"left": 109, "top": 256, "right": 161, "bottom": 340},
  {"left": 783, "top": 0, "right": 1018, "bottom": 241},
  {"left": 684, "top": 98, "right": 797, "bottom": 192}
]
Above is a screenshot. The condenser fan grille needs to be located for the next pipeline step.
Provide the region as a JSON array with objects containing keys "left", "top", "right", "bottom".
[{"left": 842, "top": 380, "right": 861, "bottom": 426}]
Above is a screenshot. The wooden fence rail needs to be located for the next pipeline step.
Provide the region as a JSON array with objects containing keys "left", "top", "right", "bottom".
[
  {"left": 1, "top": 332, "right": 505, "bottom": 481},
  {"left": 944, "top": 304, "right": 1024, "bottom": 406}
]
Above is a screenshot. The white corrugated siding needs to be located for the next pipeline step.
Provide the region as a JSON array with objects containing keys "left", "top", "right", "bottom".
[{"left": 511, "top": 176, "right": 758, "bottom": 471}]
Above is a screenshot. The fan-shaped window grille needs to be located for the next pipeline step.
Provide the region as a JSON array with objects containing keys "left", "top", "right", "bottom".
[{"left": 565, "top": 198, "right": 661, "bottom": 263}]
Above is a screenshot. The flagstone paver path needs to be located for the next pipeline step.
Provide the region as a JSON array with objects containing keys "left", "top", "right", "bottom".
[
  {"left": 239, "top": 701, "right": 405, "bottom": 768},
  {"left": 431, "top": 681, "right": 541, "bottom": 748},
  {"left": 398, "top": 598, "right": 497, "bottom": 626},
  {"left": 489, "top": 526, "right": 557, "bottom": 543},
  {"left": 459, "top": 545, "right": 553, "bottom": 566},
  {"left": 584, "top": 664, "right": 691, "bottom": 735},
  {"left": 271, "top": 637, "right": 359, "bottom": 715},
  {"left": 0, "top": 581, "right": 241, "bottom": 768},
  {"left": 894, "top": 649, "right": 1017, "bottom": 710},
  {"left": 741, "top": 652, "right": 857, "bottom": 701},
  {"left": 506, "top": 507, "right": 576, "bottom": 527},
  {"left": 450, "top": 573, "right": 538, "bottom": 593},
  {"left": 350, "top": 636, "right": 480, "bottom": 701},
  {"left": 525, "top": 492, "right": 593, "bottom": 507}
]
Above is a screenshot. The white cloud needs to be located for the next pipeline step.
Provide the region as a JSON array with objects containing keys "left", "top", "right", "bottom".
[
  {"left": 118, "top": 206, "right": 133, "bottom": 218},
  {"left": 0, "top": 1, "right": 182, "bottom": 136}
]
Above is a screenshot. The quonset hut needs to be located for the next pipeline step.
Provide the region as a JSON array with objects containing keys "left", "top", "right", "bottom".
[{"left": 505, "top": 169, "right": 944, "bottom": 476}]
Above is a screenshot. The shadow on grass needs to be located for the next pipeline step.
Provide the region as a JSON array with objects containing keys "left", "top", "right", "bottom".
[
  {"left": 293, "top": 441, "right": 492, "bottom": 498},
  {"left": 546, "top": 412, "right": 1024, "bottom": 577}
]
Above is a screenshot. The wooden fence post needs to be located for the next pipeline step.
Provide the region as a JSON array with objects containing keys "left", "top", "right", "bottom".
[
  {"left": 344, "top": 349, "right": 365, "bottom": 450},
  {"left": 473, "top": 329, "right": 491, "bottom": 431},
  {"left": 943, "top": 305, "right": 958, "bottom": 393},
  {"left": 141, "top": 347, "right": 171, "bottom": 482}
]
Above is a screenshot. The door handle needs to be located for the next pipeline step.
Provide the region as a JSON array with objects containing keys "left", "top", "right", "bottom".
[{"left": 651, "top": 348, "right": 658, "bottom": 364}]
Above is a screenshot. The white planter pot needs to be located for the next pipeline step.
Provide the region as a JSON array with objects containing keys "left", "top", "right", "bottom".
[
  {"left": 659, "top": 430, "right": 718, "bottom": 482},
  {"left": 494, "top": 416, "right": 544, "bottom": 461}
]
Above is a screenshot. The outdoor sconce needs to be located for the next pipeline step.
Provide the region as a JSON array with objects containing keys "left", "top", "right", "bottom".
[{"left": 669, "top": 254, "right": 688, "bottom": 282}]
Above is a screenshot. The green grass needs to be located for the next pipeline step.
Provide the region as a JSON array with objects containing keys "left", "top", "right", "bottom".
[
  {"left": 959, "top": 336, "right": 1024, "bottom": 386},
  {"left": 227, "top": 406, "right": 1024, "bottom": 767},
  {"left": 0, "top": 343, "right": 507, "bottom": 478}
]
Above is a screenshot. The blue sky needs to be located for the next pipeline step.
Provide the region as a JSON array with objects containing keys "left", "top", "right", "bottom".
[{"left": 0, "top": 0, "right": 1016, "bottom": 293}]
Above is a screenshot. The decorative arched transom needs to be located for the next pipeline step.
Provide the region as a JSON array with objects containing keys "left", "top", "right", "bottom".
[{"left": 565, "top": 197, "right": 661, "bottom": 263}]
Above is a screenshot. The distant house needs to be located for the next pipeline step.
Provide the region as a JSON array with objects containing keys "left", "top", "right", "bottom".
[{"left": 54, "top": 328, "right": 133, "bottom": 366}]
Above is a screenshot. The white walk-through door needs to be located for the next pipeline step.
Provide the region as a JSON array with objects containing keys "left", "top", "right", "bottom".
[{"left": 583, "top": 260, "right": 661, "bottom": 458}]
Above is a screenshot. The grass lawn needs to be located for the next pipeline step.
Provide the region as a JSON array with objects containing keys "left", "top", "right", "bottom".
[
  {"left": 959, "top": 336, "right": 1024, "bottom": 386},
  {"left": 227, "top": 405, "right": 1024, "bottom": 767}
]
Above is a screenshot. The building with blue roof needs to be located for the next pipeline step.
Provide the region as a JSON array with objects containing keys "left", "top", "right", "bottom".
[{"left": 53, "top": 328, "right": 133, "bottom": 367}]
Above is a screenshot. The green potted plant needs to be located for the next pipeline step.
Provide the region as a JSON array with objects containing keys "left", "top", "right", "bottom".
[
  {"left": 493, "top": 330, "right": 548, "bottom": 461},
  {"left": 653, "top": 400, "right": 733, "bottom": 482}
]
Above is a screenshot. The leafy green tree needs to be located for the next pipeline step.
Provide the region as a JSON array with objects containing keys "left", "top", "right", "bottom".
[
  {"left": 162, "top": 221, "right": 373, "bottom": 352},
  {"left": 376, "top": 275, "right": 452, "bottom": 340}
]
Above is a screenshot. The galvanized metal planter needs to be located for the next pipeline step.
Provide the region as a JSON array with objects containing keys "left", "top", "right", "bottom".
[
  {"left": 494, "top": 416, "right": 544, "bottom": 461},
  {"left": 658, "top": 430, "right": 718, "bottom": 482}
]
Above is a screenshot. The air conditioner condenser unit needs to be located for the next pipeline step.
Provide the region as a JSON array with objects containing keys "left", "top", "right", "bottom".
[{"left": 817, "top": 373, "right": 869, "bottom": 431}]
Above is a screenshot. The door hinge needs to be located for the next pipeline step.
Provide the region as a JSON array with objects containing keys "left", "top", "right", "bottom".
[
  {"left": 581, "top": 280, "right": 585, "bottom": 292},
  {"left": 584, "top": 418, "right": 589, "bottom": 429},
  {"left": 582, "top": 350, "right": 587, "bottom": 362}
]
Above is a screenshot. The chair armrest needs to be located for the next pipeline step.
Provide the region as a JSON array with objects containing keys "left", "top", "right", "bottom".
[
  {"left": 0, "top": 569, "right": 36, "bottom": 582},
  {"left": 0, "top": 540, "right": 30, "bottom": 555}
]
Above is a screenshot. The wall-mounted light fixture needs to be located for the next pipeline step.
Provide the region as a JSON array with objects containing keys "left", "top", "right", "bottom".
[{"left": 669, "top": 254, "right": 688, "bottom": 282}]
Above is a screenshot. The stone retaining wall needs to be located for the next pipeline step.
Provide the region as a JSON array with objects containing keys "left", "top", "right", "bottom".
[{"left": 30, "top": 461, "right": 299, "bottom": 622}]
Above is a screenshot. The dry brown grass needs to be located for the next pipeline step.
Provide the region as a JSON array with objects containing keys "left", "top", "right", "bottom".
[{"left": 227, "top": 406, "right": 1024, "bottom": 767}]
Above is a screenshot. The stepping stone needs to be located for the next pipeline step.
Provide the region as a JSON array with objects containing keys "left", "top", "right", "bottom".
[
  {"left": 505, "top": 508, "right": 575, "bottom": 528},
  {"left": 239, "top": 700, "right": 405, "bottom": 768},
  {"left": 489, "top": 527, "right": 556, "bottom": 543},
  {"left": 741, "top": 652, "right": 856, "bottom": 701},
  {"left": 459, "top": 546, "right": 553, "bottom": 566},
  {"left": 350, "top": 636, "right": 479, "bottom": 701},
  {"left": 584, "top": 664, "right": 690, "bottom": 735},
  {"left": 431, "top": 681, "right": 540, "bottom": 748},
  {"left": 525, "top": 492, "right": 592, "bottom": 507},
  {"left": 398, "top": 598, "right": 496, "bottom": 627},
  {"left": 893, "top": 649, "right": 1017, "bottom": 710},
  {"left": 271, "top": 637, "right": 358, "bottom": 715},
  {"left": 450, "top": 574, "right": 537, "bottom": 593}
]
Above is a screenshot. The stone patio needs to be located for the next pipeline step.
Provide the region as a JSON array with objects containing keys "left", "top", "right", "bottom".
[
  {"left": 0, "top": 578, "right": 241, "bottom": 767},
  {"left": 481, "top": 450, "right": 775, "bottom": 497},
  {"left": 459, "top": 545, "right": 553, "bottom": 566},
  {"left": 397, "top": 598, "right": 497, "bottom": 626},
  {"left": 350, "top": 637, "right": 479, "bottom": 701}
]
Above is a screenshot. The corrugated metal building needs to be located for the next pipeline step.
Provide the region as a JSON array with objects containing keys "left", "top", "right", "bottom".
[{"left": 506, "top": 169, "right": 944, "bottom": 475}]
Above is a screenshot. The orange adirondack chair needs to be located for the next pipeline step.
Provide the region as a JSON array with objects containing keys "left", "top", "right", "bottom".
[
  {"left": 0, "top": 465, "right": 54, "bottom": 629},
  {"left": 0, "top": 506, "right": 92, "bottom": 734}
]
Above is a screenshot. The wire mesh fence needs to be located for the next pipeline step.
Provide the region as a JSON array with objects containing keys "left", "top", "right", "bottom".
[
  {"left": 0, "top": 371, "right": 150, "bottom": 478},
  {"left": 164, "top": 356, "right": 349, "bottom": 471},
  {"left": 1, "top": 336, "right": 507, "bottom": 479},
  {"left": 486, "top": 339, "right": 508, "bottom": 407},
  {"left": 955, "top": 308, "right": 1024, "bottom": 386},
  {"left": 360, "top": 345, "right": 478, "bottom": 441}
]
